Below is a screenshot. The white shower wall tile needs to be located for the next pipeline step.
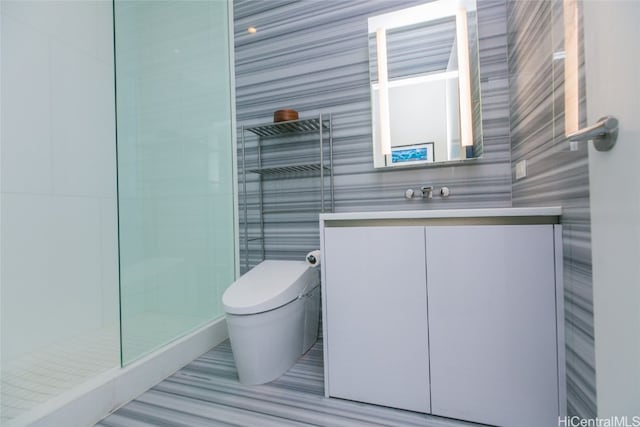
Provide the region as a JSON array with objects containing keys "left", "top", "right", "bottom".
[
  {"left": 4, "top": 0, "right": 114, "bottom": 64},
  {"left": 100, "top": 196, "right": 120, "bottom": 327},
  {"left": 0, "top": 14, "right": 53, "bottom": 194},
  {"left": 0, "top": 194, "right": 108, "bottom": 361},
  {"left": 50, "top": 39, "right": 116, "bottom": 198}
]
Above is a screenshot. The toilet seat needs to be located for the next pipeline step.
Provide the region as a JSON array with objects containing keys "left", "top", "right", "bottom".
[{"left": 222, "top": 260, "right": 318, "bottom": 315}]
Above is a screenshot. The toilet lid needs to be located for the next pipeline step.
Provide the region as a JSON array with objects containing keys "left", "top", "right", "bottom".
[{"left": 222, "top": 260, "right": 318, "bottom": 315}]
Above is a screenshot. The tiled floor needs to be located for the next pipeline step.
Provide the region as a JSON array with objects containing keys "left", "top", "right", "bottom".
[
  {"left": 0, "top": 325, "right": 119, "bottom": 425},
  {"left": 97, "top": 339, "right": 483, "bottom": 427},
  {"left": 1, "top": 312, "right": 207, "bottom": 425}
]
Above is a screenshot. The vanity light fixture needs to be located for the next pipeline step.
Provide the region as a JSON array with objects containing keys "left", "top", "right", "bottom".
[
  {"left": 376, "top": 28, "right": 392, "bottom": 155},
  {"left": 563, "top": 0, "right": 579, "bottom": 135},
  {"left": 456, "top": 7, "right": 473, "bottom": 147}
]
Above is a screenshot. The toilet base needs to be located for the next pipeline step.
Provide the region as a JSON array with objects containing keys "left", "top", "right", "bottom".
[
  {"left": 226, "top": 298, "right": 304, "bottom": 385},
  {"left": 225, "top": 286, "right": 320, "bottom": 385}
]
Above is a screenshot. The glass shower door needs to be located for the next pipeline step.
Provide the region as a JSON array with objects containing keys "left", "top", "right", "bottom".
[{"left": 113, "top": 0, "right": 236, "bottom": 364}]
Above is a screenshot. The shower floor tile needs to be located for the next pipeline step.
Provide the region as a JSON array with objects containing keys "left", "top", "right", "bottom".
[
  {"left": 0, "top": 325, "right": 120, "bottom": 425},
  {"left": 0, "top": 312, "right": 207, "bottom": 426}
]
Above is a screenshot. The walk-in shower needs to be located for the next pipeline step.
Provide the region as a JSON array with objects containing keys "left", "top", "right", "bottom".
[{"left": 0, "top": 1, "right": 236, "bottom": 424}]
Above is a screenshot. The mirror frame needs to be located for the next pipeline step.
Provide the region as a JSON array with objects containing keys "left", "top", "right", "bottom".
[{"left": 368, "top": 0, "right": 480, "bottom": 168}]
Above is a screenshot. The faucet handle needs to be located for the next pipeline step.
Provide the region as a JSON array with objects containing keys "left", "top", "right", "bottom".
[
  {"left": 420, "top": 186, "right": 434, "bottom": 199},
  {"left": 405, "top": 188, "right": 415, "bottom": 199}
]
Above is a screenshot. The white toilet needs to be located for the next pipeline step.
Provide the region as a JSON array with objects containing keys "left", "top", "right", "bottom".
[{"left": 222, "top": 260, "right": 321, "bottom": 385}]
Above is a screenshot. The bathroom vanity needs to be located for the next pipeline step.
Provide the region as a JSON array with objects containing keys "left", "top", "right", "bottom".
[{"left": 319, "top": 208, "right": 565, "bottom": 427}]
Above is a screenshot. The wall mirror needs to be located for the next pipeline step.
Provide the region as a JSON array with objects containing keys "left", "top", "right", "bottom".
[{"left": 368, "top": 0, "right": 483, "bottom": 168}]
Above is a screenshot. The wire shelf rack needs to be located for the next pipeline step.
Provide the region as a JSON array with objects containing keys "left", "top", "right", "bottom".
[
  {"left": 248, "top": 163, "right": 330, "bottom": 177},
  {"left": 245, "top": 118, "right": 329, "bottom": 138}
]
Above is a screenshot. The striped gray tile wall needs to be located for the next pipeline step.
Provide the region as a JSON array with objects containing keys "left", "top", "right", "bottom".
[
  {"left": 234, "top": 0, "right": 512, "bottom": 271},
  {"left": 507, "top": 0, "right": 595, "bottom": 418}
]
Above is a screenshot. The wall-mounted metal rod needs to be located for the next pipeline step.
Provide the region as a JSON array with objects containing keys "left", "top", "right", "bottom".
[
  {"left": 329, "top": 113, "right": 334, "bottom": 213},
  {"left": 319, "top": 113, "right": 325, "bottom": 213},
  {"left": 567, "top": 115, "right": 619, "bottom": 151},
  {"left": 241, "top": 125, "right": 248, "bottom": 272}
]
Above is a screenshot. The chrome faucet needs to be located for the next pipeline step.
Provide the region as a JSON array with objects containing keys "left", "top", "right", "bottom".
[{"left": 421, "top": 186, "right": 434, "bottom": 199}]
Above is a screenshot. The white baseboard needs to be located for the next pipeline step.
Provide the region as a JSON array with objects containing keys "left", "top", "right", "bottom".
[{"left": 7, "top": 317, "right": 228, "bottom": 427}]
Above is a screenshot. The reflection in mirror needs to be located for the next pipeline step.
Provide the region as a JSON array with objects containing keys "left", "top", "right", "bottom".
[{"left": 368, "top": 0, "right": 482, "bottom": 168}]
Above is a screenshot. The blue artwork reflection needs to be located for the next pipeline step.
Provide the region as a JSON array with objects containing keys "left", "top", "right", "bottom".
[{"left": 392, "top": 146, "right": 428, "bottom": 163}]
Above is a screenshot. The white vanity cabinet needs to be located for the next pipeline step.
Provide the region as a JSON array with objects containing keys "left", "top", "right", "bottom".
[
  {"left": 320, "top": 209, "right": 565, "bottom": 427},
  {"left": 323, "top": 226, "right": 430, "bottom": 413},
  {"left": 426, "top": 225, "right": 560, "bottom": 427}
]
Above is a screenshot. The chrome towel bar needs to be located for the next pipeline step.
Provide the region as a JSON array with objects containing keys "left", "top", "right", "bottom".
[{"left": 567, "top": 115, "right": 619, "bottom": 151}]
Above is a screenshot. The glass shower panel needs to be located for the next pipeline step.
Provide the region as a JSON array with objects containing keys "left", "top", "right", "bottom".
[{"left": 114, "top": 0, "right": 236, "bottom": 364}]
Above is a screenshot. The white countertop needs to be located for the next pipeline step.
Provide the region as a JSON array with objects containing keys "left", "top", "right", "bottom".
[{"left": 320, "top": 207, "right": 562, "bottom": 221}]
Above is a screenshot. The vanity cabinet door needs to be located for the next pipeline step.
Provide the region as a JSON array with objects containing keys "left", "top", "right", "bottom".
[
  {"left": 323, "top": 226, "right": 430, "bottom": 413},
  {"left": 426, "top": 225, "right": 559, "bottom": 427}
]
